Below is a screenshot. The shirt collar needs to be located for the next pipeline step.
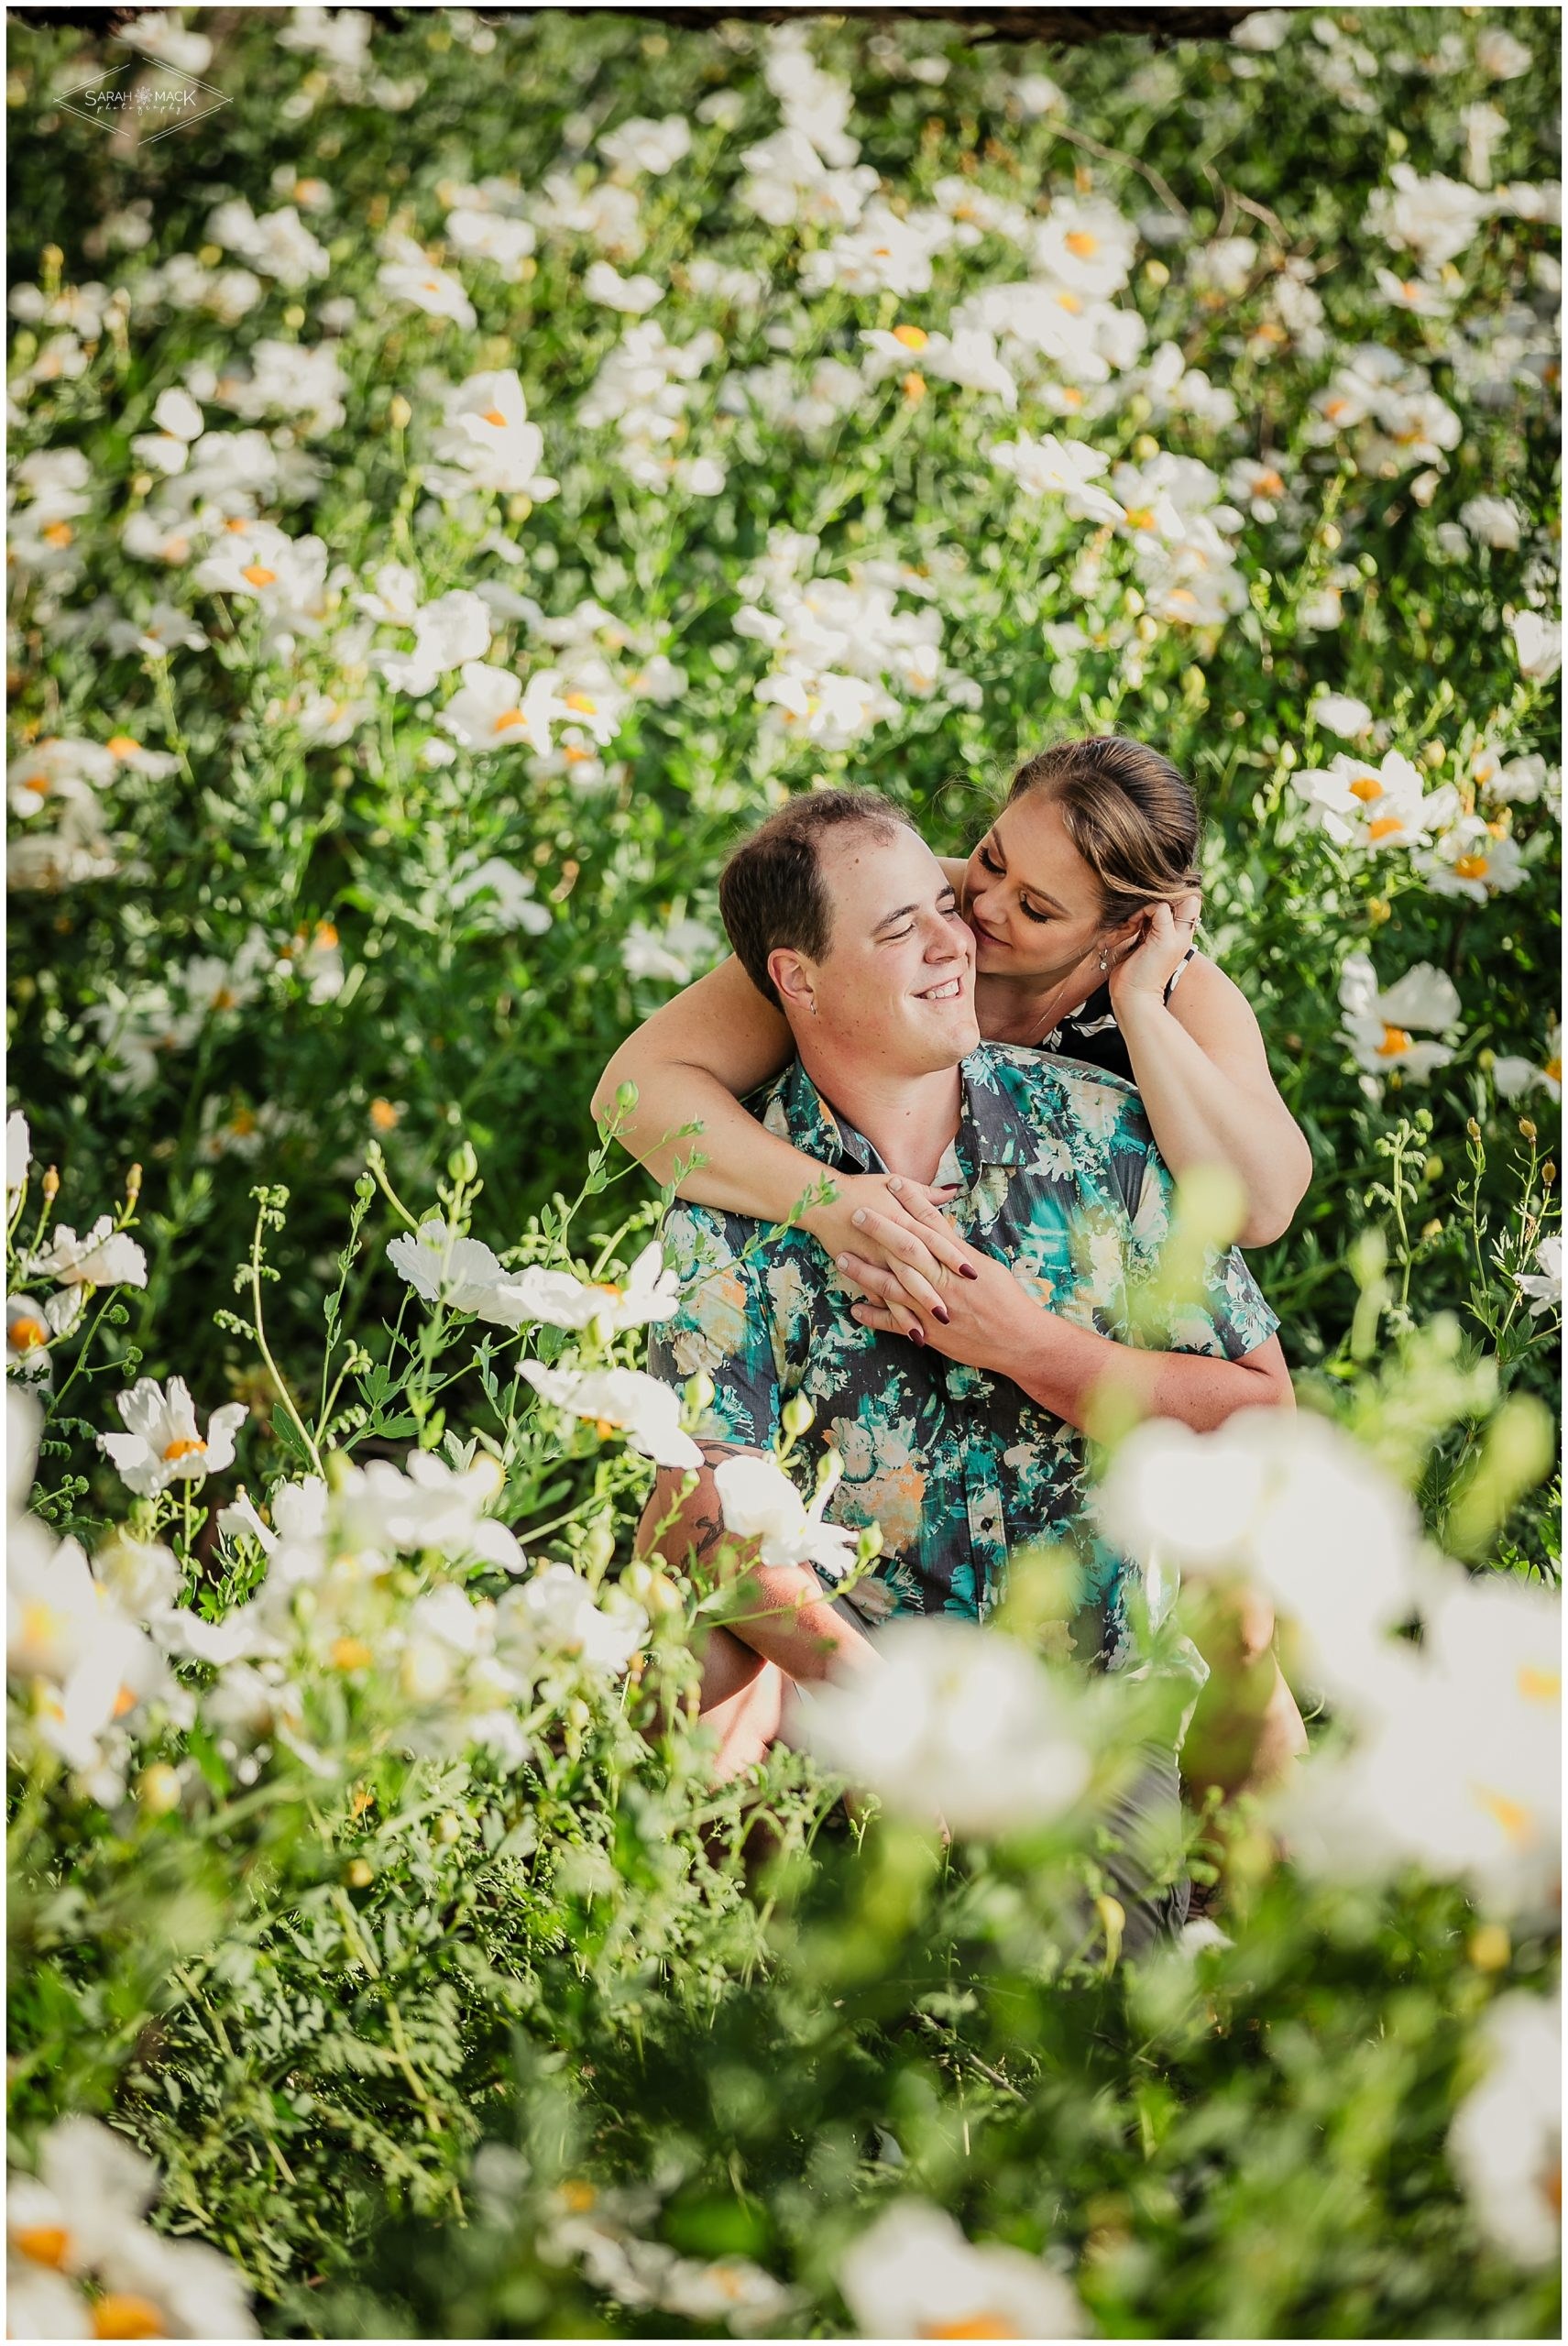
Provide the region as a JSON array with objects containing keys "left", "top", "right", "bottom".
[{"left": 761, "top": 1047, "right": 1053, "bottom": 1183}]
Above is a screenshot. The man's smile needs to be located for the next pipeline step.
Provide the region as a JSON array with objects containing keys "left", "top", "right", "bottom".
[{"left": 916, "top": 975, "right": 966, "bottom": 1001}]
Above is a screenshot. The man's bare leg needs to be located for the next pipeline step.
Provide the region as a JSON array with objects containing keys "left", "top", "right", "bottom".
[
  {"left": 1183, "top": 1584, "right": 1309, "bottom": 1806},
  {"left": 693, "top": 1624, "right": 785, "bottom": 1781}
]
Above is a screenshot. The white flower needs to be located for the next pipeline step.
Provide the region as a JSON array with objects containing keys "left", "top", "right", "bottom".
[
  {"left": 507, "top": 1241, "right": 681, "bottom": 1334},
  {"left": 803, "top": 1618, "right": 1091, "bottom": 1837},
  {"left": 1232, "top": 9, "right": 1291, "bottom": 49},
  {"left": 598, "top": 114, "right": 692, "bottom": 177},
  {"left": 451, "top": 857, "right": 552, "bottom": 935},
  {"left": 388, "top": 1217, "right": 547, "bottom": 1329},
  {"left": 7, "top": 1109, "right": 30, "bottom": 1204},
  {"left": 98, "top": 1377, "right": 247, "bottom": 1498},
  {"left": 430, "top": 368, "right": 557, "bottom": 499},
  {"left": 1417, "top": 815, "right": 1528, "bottom": 903},
  {"left": 620, "top": 917, "right": 721, "bottom": 985},
  {"left": 989, "top": 431, "right": 1124, "bottom": 523},
  {"left": 713, "top": 1450, "right": 859, "bottom": 1580},
  {"left": 1460, "top": 496, "right": 1523, "bottom": 550},
  {"left": 444, "top": 207, "right": 537, "bottom": 279},
  {"left": 335, "top": 1450, "right": 523, "bottom": 1573},
  {"left": 439, "top": 662, "right": 571, "bottom": 756},
  {"left": 584, "top": 260, "right": 663, "bottom": 314},
  {"left": 1338, "top": 951, "right": 1462, "bottom": 1084},
  {"left": 1517, "top": 1233, "right": 1562, "bottom": 1321},
  {"left": 1493, "top": 1023, "right": 1563, "bottom": 1103},
  {"left": 517, "top": 1360, "right": 702, "bottom": 1469},
  {"left": 839, "top": 2201, "right": 1085, "bottom": 2341},
  {"left": 21, "top": 1217, "right": 148, "bottom": 1292},
  {"left": 1100, "top": 1411, "right": 1423, "bottom": 1718},
  {"left": 373, "top": 587, "right": 492, "bottom": 696},
  {"left": 496, "top": 1561, "right": 646, "bottom": 1675},
  {"left": 377, "top": 234, "right": 477, "bottom": 328},
  {"left": 1293, "top": 750, "right": 1457, "bottom": 853},
  {"left": 1365, "top": 163, "right": 1492, "bottom": 270},
  {"left": 1449, "top": 1995, "right": 1561, "bottom": 2267},
  {"left": 1476, "top": 27, "right": 1533, "bottom": 80},
  {"left": 1309, "top": 692, "right": 1375, "bottom": 741},
  {"left": 1509, "top": 609, "right": 1562, "bottom": 682}
]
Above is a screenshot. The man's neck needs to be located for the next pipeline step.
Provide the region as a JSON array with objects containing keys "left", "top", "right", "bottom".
[{"left": 795, "top": 1045, "right": 965, "bottom": 1184}]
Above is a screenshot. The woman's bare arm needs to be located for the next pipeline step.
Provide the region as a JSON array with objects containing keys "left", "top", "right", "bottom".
[
  {"left": 1110, "top": 912, "right": 1312, "bottom": 1248},
  {"left": 591, "top": 959, "right": 978, "bottom": 1300}
]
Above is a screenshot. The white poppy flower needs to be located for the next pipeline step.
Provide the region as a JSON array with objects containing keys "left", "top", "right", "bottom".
[
  {"left": 334, "top": 1450, "right": 523, "bottom": 1573},
  {"left": 23, "top": 1217, "right": 148, "bottom": 1291},
  {"left": 7, "top": 1109, "right": 31, "bottom": 1204},
  {"left": 989, "top": 430, "right": 1124, "bottom": 522},
  {"left": 584, "top": 259, "right": 664, "bottom": 314},
  {"left": 713, "top": 1450, "right": 859, "bottom": 1580},
  {"left": 839, "top": 2200, "right": 1086, "bottom": 2340},
  {"left": 1309, "top": 692, "right": 1375, "bottom": 740},
  {"left": 1509, "top": 610, "right": 1562, "bottom": 683},
  {"left": 1449, "top": 1995, "right": 1561, "bottom": 2267},
  {"left": 98, "top": 1377, "right": 247, "bottom": 1498},
  {"left": 1459, "top": 496, "right": 1524, "bottom": 550},
  {"left": 432, "top": 367, "right": 558, "bottom": 499},
  {"left": 1417, "top": 815, "right": 1528, "bottom": 903},
  {"left": 1517, "top": 1233, "right": 1562, "bottom": 1321},
  {"left": 388, "top": 1216, "right": 553, "bottom": 1329},
  {"left": 376, "top": 236, "right": 477, "bottom": 328},
  {"left": 444, "top": 208, "right": 537, "bottom": 279},
  {"left": 1294, "top": 750, "right": 1456, "bottom": 852},
  {"left": 517, "top": 1360, "right": 702, "bottom": 1469},
  {"left": 374, "top": 587, "right": 492, "bottom": 696},
  {"left": 451, "top": 857, "right": 552, "bottom": 935},
  {"left": 439, "top": 662, "right": 570, "bottom": 756},
  {"left": 803, "top": 1618, "right": 1092, "bottom": 1837},
  {"left": 496, "top": 1562, "right": 647, "bottom": 1676},
  {"left": 1338, "top": 951, "right": 1462, "bottom": 1084}
]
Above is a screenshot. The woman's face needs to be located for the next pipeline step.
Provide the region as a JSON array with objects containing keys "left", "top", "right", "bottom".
[{"left": 961, "top": 790, "right": 1131, "bottom": 982}]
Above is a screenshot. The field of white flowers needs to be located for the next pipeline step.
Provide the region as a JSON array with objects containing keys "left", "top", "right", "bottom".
[{"left": 6, "top": 5, "right": 1562, "bottom": 2339}]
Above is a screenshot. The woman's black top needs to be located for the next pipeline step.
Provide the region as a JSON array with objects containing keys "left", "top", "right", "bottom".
[{"left": 1033, "top": 948, "right": 1197, "bottom": 1085}]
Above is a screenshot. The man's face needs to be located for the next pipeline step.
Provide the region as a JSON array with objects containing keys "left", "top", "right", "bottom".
[{"left": 776, "top": 823, "right": 980, "bottom": 1075}]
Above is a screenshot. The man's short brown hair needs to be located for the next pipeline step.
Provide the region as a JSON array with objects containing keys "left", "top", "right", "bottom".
[{"left": 718, "top": 789, "right": 914, "bottom": 1008}]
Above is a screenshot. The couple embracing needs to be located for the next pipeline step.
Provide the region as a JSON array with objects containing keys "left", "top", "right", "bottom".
[{"left": 593, "top": 738, "right": 1310, "bottom": 1946}]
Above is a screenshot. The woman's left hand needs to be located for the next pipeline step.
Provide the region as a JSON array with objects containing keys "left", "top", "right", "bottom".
[
  {"left": 1106, "top": 893, "right": 1201, "bottom": 1012},
  {"left": 832, "top": 1189, "right": 1042, "bottom": 1370}
]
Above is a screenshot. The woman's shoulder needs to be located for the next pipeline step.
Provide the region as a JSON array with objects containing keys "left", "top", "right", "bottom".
[{"left": 1166, "top": 949, "right": 1266, "bottom": 1038}]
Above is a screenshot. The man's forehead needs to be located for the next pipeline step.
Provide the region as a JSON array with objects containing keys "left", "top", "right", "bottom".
[{"left": 819, "top": 820, "right": 940, "bottom": 904}]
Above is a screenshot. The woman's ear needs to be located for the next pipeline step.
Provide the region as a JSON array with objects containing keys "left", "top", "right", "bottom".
[{"left": 768, "top": 947, "right": 817, "bottom": 1017}]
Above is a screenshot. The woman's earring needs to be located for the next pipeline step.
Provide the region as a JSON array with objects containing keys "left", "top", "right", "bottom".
[{"left": 1098, "top": 950, "right": 1109, "bottom": 973}]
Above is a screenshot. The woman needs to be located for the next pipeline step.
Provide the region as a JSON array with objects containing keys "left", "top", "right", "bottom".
[{"left": 594, "top": 736, "right": 1312, "bottom": 1326}]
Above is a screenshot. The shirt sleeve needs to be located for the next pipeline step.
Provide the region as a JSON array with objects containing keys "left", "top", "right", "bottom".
[
  {"left": 643, "top": 1206, "right": 782, "bottom": 1448},
  {"left": 1121, "top": 1145, "right": 1281, "bottom": 1362}
]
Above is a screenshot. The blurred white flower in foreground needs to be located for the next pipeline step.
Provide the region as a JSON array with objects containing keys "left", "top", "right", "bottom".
[
  {"left": 621, "top": 917, "right": 722, "bottom": 985},
  {"left": 802, "top": 1618, "right": 1091, "bottom": 1837},
  {"left": 451, "top": 856, "right": 553, "bottom": 936},
  {"left": 335, "top": 1450, "right": 523, "bottom": 1573},
  {"left": 1339, "top": 953, "right": 1462, "bottom": 1083},
  {"left": 519, "top": 1360, "right": 702, "bottom": 1468},
  {"left": 6, "top": 1108, "right": 31, "bottom": 1205},
  {"left": 1492, "top": 1020, "right": 1562, "bottom": 1104},
  {"left": 1308, "top": 692, "right": 1374, "bottom": 741},
  {"left": 714, "top": 1449, "right": 859, "bottom": 1579},
  {"left": 98, "top": 1376, "right": 247, "bottom": 1498},
  {"left": 1510, "top": 609, "right": 1562, "bottom": 683},
  {"left": 499, "top": 1562, "right": 646, "bottom": 1677},
  {"left": 1448, "top": 1994, "right": 1562, "bottom": 2267},
  {"left": 839, "top": 2200, "right": 1084, "bottom": 2340},
  {"left": 990, "top": 430, "right": 1124, "bottom": 522},
  {"left": 6, "top": 2114, "right": 257, "bottom": 2339},
  {"left": 1517, "top": 1233, "right": 1562, "bottom": 1321},
  {"left": 439, "top": 661, "right": 571, "bottom": 757}
]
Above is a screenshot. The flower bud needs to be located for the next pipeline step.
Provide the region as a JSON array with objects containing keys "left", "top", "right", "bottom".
[
  {"left": 1143, "top": 258, "right": 1169, "bottom": 290},
  {"left": 1519, "top": 1118, "right": 1538, "bottom": 1143},
  {"left": 137, "top": 1764, "right": 181, "bottom": 1818},
  {"left": 582, "top": 1521, "right": 616, "bottom": 1575},
  {"left": 684, "top": 1369, "right": 716, "bottom": 1419},
  {"left": 388, "top": 392, "right": 412, "bottom": 430},
  {"left": 1542, "top": 1163, "right": 1556, "bottom": 1189},
  {"left": 782, "top": 1394, "right": 816, "bottom": 1439},
  {"left": 1468, "top": 1922, "right": 1510, "bottom": 1972},
  {"left": 1321, "top": 523, "right": 1342, "bottom": 552},
  {"left": 125, "top": 1162, "right": 143, "bottom": 1204},
  {"left": 1421, "top": 739, "right": 1446, "bottom": 769},
  {"left": 345, "top": 1858, "right": 374, "bottom": 1890},
  {"left": 1467, "top": 1117, "right": 1483, "bottom": 1141},
  {"left": 434, "top": 1811, "right": 464, "bottom": 1847},
  {"left": 1367, "top": 898, "right": 1392, "bottom": 926},
  {"left": 1420, "top": 1217, "right": 1443, "bottom": 1242},
  {"left": 41, "top": 1165, "right": 60, "bottom": 1201}
]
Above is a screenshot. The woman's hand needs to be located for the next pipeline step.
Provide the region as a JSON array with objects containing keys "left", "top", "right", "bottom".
[
  {"left": 1106, "top": 893, "right": 1201, "bottom": 1013},
  {"left": 832, "top": 1195, "right": 1043, "bottom": 1374},
  {"left": 803, "top": 1174, "right": 971, "bottom": 1336}
]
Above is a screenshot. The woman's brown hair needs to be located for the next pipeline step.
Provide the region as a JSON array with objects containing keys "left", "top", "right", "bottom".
[{"left": 1004, "top": 736, "right": 1202, "bottom": 929}]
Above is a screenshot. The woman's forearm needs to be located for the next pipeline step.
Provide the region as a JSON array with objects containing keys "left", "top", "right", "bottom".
[
  {"left": 1016, "top": 1316, "right": 1294, "bottom": 1434},
  {"left": 609, "top": 1060, "right": 843, "bottom": 1224},
  {"left": 1115, "top": 997, "right": 1312, "bottom": 1247}
]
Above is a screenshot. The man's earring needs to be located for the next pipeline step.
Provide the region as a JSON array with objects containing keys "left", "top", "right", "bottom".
[{"left": 808, "top": 997, "right": 818, "bottom": 1016}]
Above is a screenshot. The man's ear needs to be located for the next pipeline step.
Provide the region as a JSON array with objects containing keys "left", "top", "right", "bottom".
[{"left": 768, "top": 947, "right": 816, "bottom": 1016}]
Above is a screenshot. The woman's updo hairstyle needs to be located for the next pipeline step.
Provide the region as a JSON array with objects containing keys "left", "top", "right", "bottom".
[{"left": 1005, "top": 736, "right": 1202, "bottom": 931}]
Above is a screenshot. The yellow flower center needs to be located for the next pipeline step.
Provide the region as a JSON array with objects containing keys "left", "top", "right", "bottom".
[
  {"left": 1475, "top": 1785, "right": 1535, "bottom": 1845},
  {"left": 560, "top": 2179, "right": 597, "bottom": 2213},
  {"left": 1453, "top": 853, "right": 1490, "bottom": 881},
  {"left": 314, "top": 922, "right": 338, "bottom": 949},
  {"left": 1365, "top": 815, "right": 1404, "bottom": 842},
  {"left": 370, "top": 1098, "right": 400, "bottom": 1132},
  {"left": 112, "top": 1684, "right": 137, "bottom": 1720},
  {"left": 903, "top": 372, "right": 927, "bottom": 403},
  {"left": 563, "top": 742, "right": 592, "bottom": 762},
  {"left": 1518, "top": 1665, "right": 1560, "bottom": 1702},
  {"left": 22, "top": 773, "right": 50, "bottom": 795},
  {"left": 563, "top": 690, "right": 598, "bottom": 714},
  {"left": 241, "top": 563, "right": 276, "bottom": 588},
  {"left": 14, "top": 2221, "right": 71, "bottom": 2267},
  {"left": 1054, "top": 289, "right": 1082, "bottom": 312},
  {"left": 1348, "top": 774, "right": 1385, "bottom": 803},
  {"left": 1123, "top": 506, "right": 1155, "bottom": 532},
  {"left": 211, "top": 986, "right": 236, "bottom": 1010},
  {"left": 481, "top": 405, "right": 509, "bottom": 425},
  {"left": 1064, "top": 229, "right": 1100, "bottom": 258},
  {"left": 93, "top": 2295, "right": 167, "bottom": 2339},
  {"left": 42, "top": 521, "right": 73, "bottom": 547},
  {"left": 920, "top": 2319, "right": 1022, "bottom": 2340},
  {"left": 332, "top": 1637, "right": 373, "bottom": 1672},
  {"left": 10, "top": 1314, "right": 48, "bottom": 1352},
  {"left": 892, "top": 323, "right": 928, "bottom": 349},
  {"left": 1376, "top": 1025, "right": 1412, "bottom": 1058},
  {"left": 591, "top": 1417, "right": 620, "bottom": 1440},
  {"left": 161, "top": 1436, "right": 207, "bottom": 1463},
  {"left": 1058, "top": 386, "right": 1084, "bottom": 408},
  {"left": 231, "top": 1108, "right": 258, "bottom": 1136},
  {"left": 1255, "top": 469, "right": 1285, "bottom": 496},
  {"left": 1544, "top": 1057, "right": 1562, "bottom": 1086},
  {"left": 105, "top": 734, "right": 141, "bottom": 757},
  {"left": 1323, "top": 396, "right": 1351, "bottom": 422},
  {"left": 492, "top": 706, "right": 530, "bottom": 733}
]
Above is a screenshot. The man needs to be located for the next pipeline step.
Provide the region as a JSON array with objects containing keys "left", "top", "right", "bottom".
[{"left": 640, "top": 790, "right": 1293, "bottom": 1932}]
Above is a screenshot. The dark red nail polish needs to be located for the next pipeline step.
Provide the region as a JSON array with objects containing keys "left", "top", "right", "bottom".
[
  {"left": 908, "top": 1326, "right": 926, "bottom": 1346},
  {"left": 959, "top": 1264, "right": 980, "bottom": 1281},
  {"left": 933, "top": 1302, "right": 950, "bottom": 1324}
]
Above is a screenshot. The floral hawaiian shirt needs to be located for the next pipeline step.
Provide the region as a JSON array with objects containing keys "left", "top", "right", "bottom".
[{"left": 646, "top": 1044, "right": 1278, "bottom": 1672}]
